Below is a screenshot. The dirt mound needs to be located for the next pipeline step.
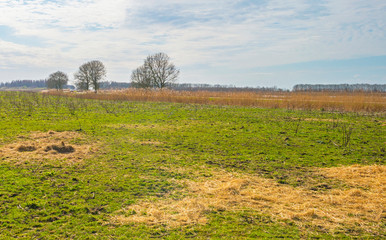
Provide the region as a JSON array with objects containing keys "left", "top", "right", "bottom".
[
  {"left": 17, "top": 145, "right": 37, "bottom": 152},
  {"left": 44, "top": 142, "right": 75, "bottom": 153},
  {"left": 0, "top": 131, "right": 96, "bottom": 164},
  {"left": 111, "top": 165, "right": 385, "bottom": 234}
]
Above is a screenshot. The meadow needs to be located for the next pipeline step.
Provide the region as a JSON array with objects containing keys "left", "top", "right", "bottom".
[{"left": 0, "top": 91, "right": 385, "bottom": 239}]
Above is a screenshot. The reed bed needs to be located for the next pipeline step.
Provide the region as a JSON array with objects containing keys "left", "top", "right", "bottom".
[{"left": 45, "top": 89, "right": 386, "bottom": 113}]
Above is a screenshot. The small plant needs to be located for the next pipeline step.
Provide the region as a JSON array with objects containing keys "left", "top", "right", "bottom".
[
  {"left": 99, "top": 101, "right": 118, "bottom": 116},
  {"left": 341, "top": 124, "right": 353, "bottom": 148},
  {"left": 294, "top": 118, "right": 302, "bottom": 135},
  {"left": 66, "top": 99, "right": 82, "bottom": 131},
  {"left": 331, "top": 118, "right": 339, "bottom": 129}
]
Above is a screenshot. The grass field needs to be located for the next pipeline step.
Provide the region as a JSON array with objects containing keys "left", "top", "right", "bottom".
[{"left": 0, "top": 91, "right": 385, "bottom": 239}]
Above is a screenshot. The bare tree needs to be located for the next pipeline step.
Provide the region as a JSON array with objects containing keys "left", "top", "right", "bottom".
[
  {"left": 131, "top": 53, "right": 179, "bottom": 89},
  {"left": 74, "top": 65, "right": 91, "bottom": 91},
  {"left": 75, "top": 60, "right": 106, "bottom": 92},
  {"left": 131, "top": 65, "right": 153, "bottom": 88},
  {"left": 46, "top": 71, "right": 68, "bottom": 90}
]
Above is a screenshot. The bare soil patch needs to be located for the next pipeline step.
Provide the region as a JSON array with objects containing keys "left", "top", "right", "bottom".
[
  {"left": 111, "top": 165, "right": 385, "bottom": 234},
  {"left": 0, "top": 131, "right": 96, "bottom": 164}
]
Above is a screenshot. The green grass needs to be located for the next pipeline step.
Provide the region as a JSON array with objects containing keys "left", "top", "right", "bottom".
[{"left": 0, "top": 91, "right": 384, "bottom": 239}]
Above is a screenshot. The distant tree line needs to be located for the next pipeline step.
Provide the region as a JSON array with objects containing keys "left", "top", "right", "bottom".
[
  {"left": 99, "top": 81, "right": 131, "bottom": 89},
  {"left": 0, "top": 80, "right": 47, "bottom": 89},
  {"left": 170, "top": 83, "right": 287, "bottom": 92},
  {"left": 293, "top": 84, "right": 386, "bottom": 92},
  {"left": 0, "top": 80, "right": 74, "bottom": 89},
  {"left": 0, "top": 79, "right": 132, "bottom": 90},
  {"left": 76, "top": 82, "right": 285, "bottom": 92}
]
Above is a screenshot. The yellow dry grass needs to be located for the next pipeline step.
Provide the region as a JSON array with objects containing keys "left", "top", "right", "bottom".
[
  {"left": 0, "top": 131, "right": 97, "bottom": 164},
  {"left": 321, "top": 164, "right": 385, "bottom": 190},
  {"left": 45, "top": 89, "right": 386, "bottom": 113},
  {"left": 111, "top": 165, "right": 385, "bottom": 234}
]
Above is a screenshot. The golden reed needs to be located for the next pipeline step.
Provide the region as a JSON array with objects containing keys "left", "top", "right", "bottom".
[{"left": 45, "top": 89, "right": 386, "bottom": 113}]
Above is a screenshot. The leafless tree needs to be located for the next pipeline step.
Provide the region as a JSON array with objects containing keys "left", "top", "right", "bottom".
[
  {"left": 75, "top": 60, "right": 106, "bottom": 92},
  {"left": 131, "top": 65, "right": 153, "bottom": 88},
  {"left": 131, "top": 53, "right": 179, "bottom": 89},
  {"left": 46, "top": 71, "right": 68, "bottom": 90}
]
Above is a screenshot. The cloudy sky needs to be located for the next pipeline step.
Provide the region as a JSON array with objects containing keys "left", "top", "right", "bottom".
[{"left": 0, "top": 0, "right": 385, "bottom": 89}]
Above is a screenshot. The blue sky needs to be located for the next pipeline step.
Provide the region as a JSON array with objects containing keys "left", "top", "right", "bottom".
[{"left": 0, "top": 0, "right": 385, "bottom": 89}]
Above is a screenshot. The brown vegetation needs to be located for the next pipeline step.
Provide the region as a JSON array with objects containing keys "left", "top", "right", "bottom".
[
  {"left": 111, "top": 165, "right": 385, "bottom": 235},
  {"left": 0, "top": 131, "right": 96, "bottom": 164},
  {"left": 45, "top": 89, "right": 386, "bottom": 113}
]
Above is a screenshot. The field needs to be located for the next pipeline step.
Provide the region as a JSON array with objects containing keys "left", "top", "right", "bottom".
[{"left": 0, "top": 91, "right": 385, "bottom": 239}]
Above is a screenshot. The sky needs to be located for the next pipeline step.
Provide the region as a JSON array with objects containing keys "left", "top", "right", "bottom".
[{"left": 0, "top": 0, "right": 385, "bottom": 89}]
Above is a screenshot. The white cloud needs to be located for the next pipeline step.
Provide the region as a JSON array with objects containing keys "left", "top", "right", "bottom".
[{"left": 0, "top": 0, "right": 385, "bottom": 86}]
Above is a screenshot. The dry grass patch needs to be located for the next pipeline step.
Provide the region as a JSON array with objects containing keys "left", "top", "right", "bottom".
[
  {"left": 111, "top": 165, "right": 385, "bottom": 235},
  {"left": 46, "top": 89, "right": 386, "bottom": 113},
  {"left": 321, "top": 164, "right": 385, "bottom": 190},
  {"left": 0, "top": 131, "right": 97, "bottom": 164}
]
